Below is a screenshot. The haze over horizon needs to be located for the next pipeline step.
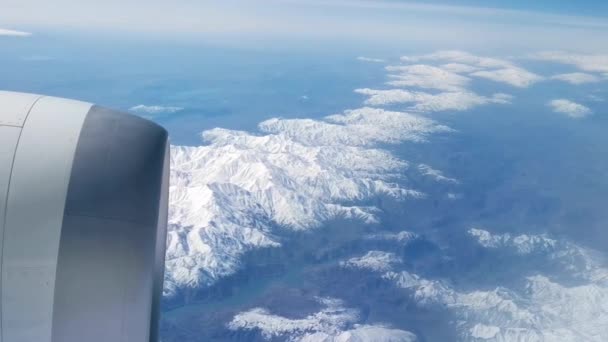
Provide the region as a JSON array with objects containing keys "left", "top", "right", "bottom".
[{"left": 2, "top": 0, "right": 608, "bottom": 52}]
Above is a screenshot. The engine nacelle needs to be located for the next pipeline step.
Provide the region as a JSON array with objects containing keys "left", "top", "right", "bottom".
[{"left": 0, "top": 91, "right": 169, "bottom": 342}]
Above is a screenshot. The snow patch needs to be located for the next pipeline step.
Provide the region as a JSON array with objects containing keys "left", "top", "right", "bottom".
[
  {"left": 468, "top": 228, "right": 557, "bottom": 254},
  {"left": 470, "top": 324, "right": 500, "bottom": 339},
  {"left": 366, "top": 231, "right": 420, "bottom": 244},
  {"left": 418, "top": 164, "right": 458, "bottom": 183},
  {"left": 228, "top": 297, "right": 417, "bottom": 341},
  {"left": 260, "top": 107, "right": 451, "bottom": 145},
  {"left": 386, "top": 269, "right": 608, "bottom": 341},
  {"left": 380, "top": 230, "right": 608, "bottom": 341},
  {"left": 341, "top": 251, "right": 402, "bottom": 272},
  {"left": 300, "top": 325, "right": 417, "bottom": 342}
]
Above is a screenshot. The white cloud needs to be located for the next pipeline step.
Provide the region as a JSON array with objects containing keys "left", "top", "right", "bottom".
[
  {"left": 532, "top": 51, "right": 608, "bottom": 73},
  {"left": 228, "top": 297, "right": 417, "bottom": 342},
  {"left": 439, "top": 63, "right": 480, "bottom": 73},
  {"left": 357, "top": 56, "right": 385, "bottom": 63},
  {"left": 548, "top": 99, "right": 592, "bottom": 118},
  {"left": 470, "top": 67, "right": 543, "bottom": 87},
  {"left": 551, "top": 72, "right": 601, "bottom": 85},
  {"left": 0, "top": 28, "right": 31, "bottom": 37},
  {"left": 386, "top": 64, "right": 470, "bottom": 91},
  {"left": 129, "top": 104, "right": 184, "bottom": 115},
  {"left": 401, "top": 50, "right": 514, "bottom": 69},
  {"left": 587, "top": 94, "right": 604, "bottom": 102},
  {"left": 340, "top": 251, "right": 401, "bottom": 272},
  {"left": 400, "top": 51, "right": 543, "bottom": 88},
  {"left": 355, "top": 88, "right": 512, "bottom": 112}
]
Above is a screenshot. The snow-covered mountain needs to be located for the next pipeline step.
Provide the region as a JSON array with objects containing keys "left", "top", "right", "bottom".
[
  {"left": 228, "top": 297, "right": 417, "bottom": 342},
  {"left": 165, "top": 107, "right": 451, "bottom": 296},
  {"left": 160, "top": 50, "right": 608, "bottom": 342},
  {"left": 346, "top": 229, "right": 608, "bottom": 342},
  {"left": 164, "top": 51, "right": 525, "bottom": 296}
]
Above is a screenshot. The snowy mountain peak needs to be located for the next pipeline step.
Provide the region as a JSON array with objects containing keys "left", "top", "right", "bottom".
[{"left": 165, "top": 106, "right": 452, "bottom": 295}]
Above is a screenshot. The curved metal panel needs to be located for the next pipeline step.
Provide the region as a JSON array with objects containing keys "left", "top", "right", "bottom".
[
  {"left": 0, "top": 91, "right": 42, "bottom": 127},
  {"left": 0, "top": 126, "right": 21, "bottom": 342},
  {"left": 0, "top": 127, "right": 21, "bottom": 241},
  {"left": 149, "top": 141, "right": 170, "bottom": 342},
  {"left": 63, "top": 106, "right": 168, "bottom": 226},
  {"left": 52, "top": 106, "right": 169, "bottom": 342},
  {"left": 1, "top": 96, "right": 91, "bottom": 342}
]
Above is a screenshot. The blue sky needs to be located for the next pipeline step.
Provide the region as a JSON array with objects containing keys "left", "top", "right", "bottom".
[
  {"left": 1, "top": 0, "right": 607, "bottom": 52},
  {"left": 414, "top": 0, "right": 608, "bottom": 17}
]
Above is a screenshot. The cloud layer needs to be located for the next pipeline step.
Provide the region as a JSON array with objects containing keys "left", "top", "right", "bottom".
[
  {"left": 548, "top": 99, "right": 592, "bottom": 118},
  {"left": 551, "top": 72, "right": 601, "bottom": 85},
  {"left": 400, "top": 50, "right": 543, "bottom": 88},
  {"left": 386, "top": 64, "right": 471, "bottom": 91},
  {"left": 0, "top": 28, "right": 31, "bottom": 37},
  {"left": 533, "top": 51, "right": 608, "bottom": 73},
  {"left": 355, "top": 88, "right": 511, "bottom": 112},
  {"left": 470, "top": 67, "right": 543, "bottom": 87},
  {"left": 129, "top": 104, "right": 184, "bottom": 115},
  {"left": 357, "top": 56, "right": 385, "bottom": 63}
]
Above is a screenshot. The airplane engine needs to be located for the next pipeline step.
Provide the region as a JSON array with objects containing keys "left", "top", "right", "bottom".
[{"left": 0, "top": 91, "right": 169, "bottom": 342}]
